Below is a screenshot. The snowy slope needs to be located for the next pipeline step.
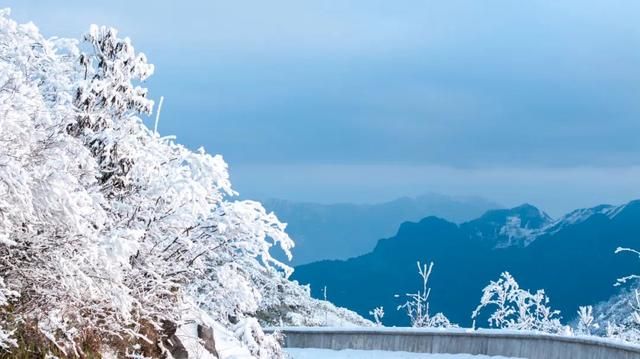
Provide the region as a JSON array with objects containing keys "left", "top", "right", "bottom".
[{"left": 465, "top": 202, "right": 631, "bottom": 248}]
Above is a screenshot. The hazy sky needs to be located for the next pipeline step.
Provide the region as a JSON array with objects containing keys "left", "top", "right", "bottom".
[{"left": 7, "top": 1, "right": 640, "bottom": 215}]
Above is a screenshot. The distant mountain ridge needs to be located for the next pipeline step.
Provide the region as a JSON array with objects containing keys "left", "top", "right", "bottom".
[
  {"left": 462, "top": 203, "right": 553, "bottom": 247},
  {"left": 292, "top": 200, "right": 640, "bottom": 327},
  {"left": 464, "top": 202, "right": 634, "bottom": 248},
  {"left": 263, "top": 194, "right": 501, "bottom": 265}
]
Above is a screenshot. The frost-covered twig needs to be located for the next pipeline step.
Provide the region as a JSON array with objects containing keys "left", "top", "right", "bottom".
[
  {"left": 397, "top": 261, "right": 456, "bottom": 328},
  {"left": 369, "top": 307, "right": 384, "bottom": 326}
]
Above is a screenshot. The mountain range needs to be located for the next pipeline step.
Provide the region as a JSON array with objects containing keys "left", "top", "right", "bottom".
[
  {"left": 291, "top": 200, "right": 640, "bottom": 327},
  {"left": 263, "top": 194, "right": 500, "bottom": 265}
]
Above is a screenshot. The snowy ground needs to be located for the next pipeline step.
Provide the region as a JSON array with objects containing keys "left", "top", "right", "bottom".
[{"left": 285, "top": 349, "right": 524, "bottom": 359}]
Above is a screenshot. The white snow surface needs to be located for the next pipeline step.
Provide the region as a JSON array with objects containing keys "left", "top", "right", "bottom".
[
  {"left": 285, "top": 349, "right": 523, "bottom": 359},
  {"left": 498, "top": 216, "right": 539, "bottom": 247},
  {"left": 497, "top": 202, "right": 629, "bottom": 246},
  {"left": 176, "top": 323, "right": 217, "bottom": 359}
]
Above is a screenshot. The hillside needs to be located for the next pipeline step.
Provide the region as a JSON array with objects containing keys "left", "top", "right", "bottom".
[
  {"left": 264, "top": 194, "right": 500, "bottom": 265},
  {"left": 292, "top": 201, "right": 640, "bottom": 326}
]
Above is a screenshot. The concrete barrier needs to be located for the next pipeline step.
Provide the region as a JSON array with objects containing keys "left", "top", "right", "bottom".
[{"left": 265, "top": 327, "right": 640, "bottom": 359}]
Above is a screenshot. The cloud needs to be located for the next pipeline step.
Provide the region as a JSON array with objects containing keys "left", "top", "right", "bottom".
[
  {"left": 7, "top": 0, "right": 640, "bottom": 208},
  {"left": 231, "top": 163, "right": 640, "bottom": 216}
]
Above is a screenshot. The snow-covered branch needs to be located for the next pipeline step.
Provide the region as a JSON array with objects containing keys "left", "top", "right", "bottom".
[
  {"left": 0, "top": 8, "right": 303, "bottom": 357},
  {"left": 472, "top": 272, "right": 564, "bottom": 333},
  {"left": 397, "top": 261, "right": 456, "bottom": 329}
]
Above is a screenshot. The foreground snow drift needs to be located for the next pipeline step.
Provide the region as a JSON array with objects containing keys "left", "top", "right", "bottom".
[{"left": 285, "top": 349, "right": 523, "bottom": 359}]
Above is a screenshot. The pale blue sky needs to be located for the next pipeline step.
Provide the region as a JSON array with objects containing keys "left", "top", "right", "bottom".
[{"left": 7, "top": 1, "right": 640, "bottom": 215}]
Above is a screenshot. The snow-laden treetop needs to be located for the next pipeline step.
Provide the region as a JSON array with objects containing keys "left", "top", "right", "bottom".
[{"left": 0, "top": 8, "right": 300, "bottom": 358}]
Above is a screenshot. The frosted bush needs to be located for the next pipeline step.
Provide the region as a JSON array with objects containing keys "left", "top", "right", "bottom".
[
  {"left": 472, "top": 272, "right": 563, "bottom": 333},
  {"left": 0, "top": 8, "right": 303, "bottom": 357}
]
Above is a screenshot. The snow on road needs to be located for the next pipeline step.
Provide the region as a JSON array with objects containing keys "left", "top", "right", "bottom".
[{"left": 285, "top": 348, "right": 524, "bottom": 359}]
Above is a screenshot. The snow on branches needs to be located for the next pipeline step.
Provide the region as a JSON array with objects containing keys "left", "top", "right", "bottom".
[
  {"left": 0, "top": 8, "right": 296, "bottom": 357},
  {"left": 0, "top": 278, "right": 17, "bottom": 350},
  {"left": 472, "top": 272, "right": 564, "bottom": 333},
  {"left": 397, "top": 262, "right": 457, "bottom": 329},
  {"left": 369, "top": 307, "right": 384, "bottom": 326},
  {"left": 576, "top": 305, "right": 597, "bottom": 335},
  {"left": 604, "top": 248, "right": 640, "bottom": 342}
]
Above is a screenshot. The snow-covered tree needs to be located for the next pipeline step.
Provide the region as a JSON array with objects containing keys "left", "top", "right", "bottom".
[
  {"left": 600, "top": 247, "right": 640, "bottom": 342},
  {"left": 0, "top": 8, "right": 318, "bottom": 358},
  {"left": 398, "top": 261, "right": 457, "bottom": 328},
  {"left": 472, "top": 272, "right": 563, "bottom": 333},
  {"left": 0, "top": 9, "right": 127, "bottom": 355},
  {"left": 615, "top": 248, "right": 640, "bottom": 287},
  {"left": 604, "top": 294, "right": 640, "bottom": 344}
]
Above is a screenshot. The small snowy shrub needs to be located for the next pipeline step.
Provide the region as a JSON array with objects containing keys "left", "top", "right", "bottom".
[
  {"left": 398, "top": 261, "right": 457, "bottom": 328},
  {"left": 255, "top": 277, "right": 372, "bottom": 327},
  {"left": 472, "top": 272, "right": 563, "bottom": 333},
  {"left": 233, "top": 318, "right": 283, "bottom": 359},
  {"left": 369, "top": 307, "right": 384, "bottom": 326},
  {"left": 576, "top": 306, "right": 597, "bottom": 335},
  {"left": 604, "top": 248, "right": 640, "bottom": 342}
]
